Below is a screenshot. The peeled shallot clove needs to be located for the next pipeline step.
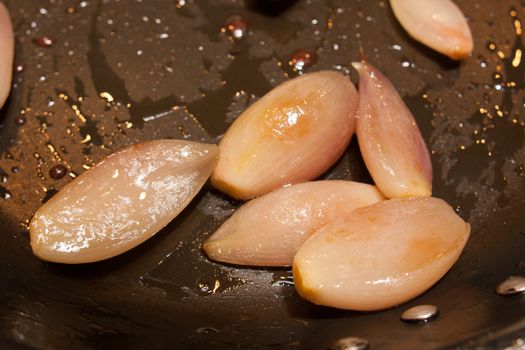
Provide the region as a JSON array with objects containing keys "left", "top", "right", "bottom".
[
  {"left": 211, "top": 71, "right": 358, "bottom": 200},
  {"left": 293, "top": 197, "right": 470, "bottom": 311},
  {"left": 353, "top": 60, "right": 432, "bottom": 198},
  {"left": 29, "top": 140, "right": 218, "bottom": 264},
  {"left": 0, "top": 3, "right": 14, "bottom": 108},
  {"left": 203, "top": 180, "right": 384, "bottom": 266},
  {"left": 390, "top": 0, "right": 473, "bottom": 60}
]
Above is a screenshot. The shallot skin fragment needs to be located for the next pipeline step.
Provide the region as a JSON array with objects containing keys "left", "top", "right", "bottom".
[
  {"left": 353, "top": 61, "right": 432, "bottom": 198},
  {"left": 211, "top": 71, "right": 358, "bottom": 200},
  {"left": 29, "top": 140, "right": 219, "bottom": 264},
  {"left": 293, "top": 197, "right": 470, "bottom": 311},
  {"left": 0, "top": 2, "right": 14, "bottom": 109},
  {"left": 390, "top": 0, "right": 473, "bottom": 60},
  {"left": 203, "top": 181, "right": 384, "bottom": 267}
]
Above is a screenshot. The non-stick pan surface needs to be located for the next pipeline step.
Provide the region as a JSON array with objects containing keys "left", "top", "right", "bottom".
[{"left": 0, "top": 0, "right": 524, "bottom": 349}]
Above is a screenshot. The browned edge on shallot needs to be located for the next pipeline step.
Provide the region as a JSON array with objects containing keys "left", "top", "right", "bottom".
[
  {"left": 211, "top": 70, "right": 358, "bottom": 200},
  {"left": 293, "top": 196, "right": 470, "bottom": 311}
]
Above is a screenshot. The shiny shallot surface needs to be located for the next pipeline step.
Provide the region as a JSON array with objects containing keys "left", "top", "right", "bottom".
[
  {"left": 353, "top": 60, "right": 432, "bottom": 199},
  {"left": 211, "top": 71, "right": 358, "bottom": 200},
  {"left": 203, "top": 181, "right": 384, "bottom": 266},
  {"left": 293, "top": 197, "right": 470, "bottom": 311},
  {"left": 0, "top": 2, "right": 13, "bottom": 109},
  {"left": 390, "top": 0, "right": 473, "bottom": 60},
  {"left": 30, "top": 140, "right": 218, "bottom": 264}
]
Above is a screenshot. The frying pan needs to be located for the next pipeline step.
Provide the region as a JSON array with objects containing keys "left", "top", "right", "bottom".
[{"left": 0, "top": 0, "right": 524, "bottom": 348}]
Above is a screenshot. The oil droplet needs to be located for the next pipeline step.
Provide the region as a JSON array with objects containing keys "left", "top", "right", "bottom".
[
  {"left": 289, "top": 49, "right": 317, "bottom": 72},
  {"left": 49, "top": 164, "right": 68, "bottom": 180},
  {"left": 272, "top": 271, "right": 295, "bottom": 287},
  {"left": 15, "top": 116, "right": 26, "bottom": 125},
  {"left": 477, "top": 55, "right": 488, "bottom": 68},
  {"left": 272, "top": 279, "right": 294, "bottom": 287},
  {"left": 33, "top": 36, "right": 56, "bottom": 48},
  {"left": 100, "top": 91, "right": 114, "bottom": 102},
  {"left": 496, "top": 276, "right": 525, "bottom": 295},
  {"left": 15, "top": 64, "right": 25, "bottom": 73},
  {"left": 195, "top": 327, "right": 219, "bottom": 334},
  {"left": 0, "top": 187, "right": 11, "bottom": 200},
  {"left": 195, "top": 277, "right": 221, "bottom": 295},
  {"left": 175, "top": 0, "right": 187, "bottom": 9},
  {"left": 329, "top": 337, "right": 369, "bottom": 350},
  {"left": 0, "top": 170, "right": 8, "bottom": 183},
  {"left": 223, "top": 15, "right": 248, "bottom": 39},
  {"left": 66, "top": 6, "right": 77, "bottom": 14},
  {"left": 400, "top": 304, "right": 439, "bottom": 323}
]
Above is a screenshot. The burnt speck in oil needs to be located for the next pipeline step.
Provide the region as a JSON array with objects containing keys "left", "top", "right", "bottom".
[
  {"left": 33, "top": 36, "right": 56, "bottom": 48},
  {"left": 289, "top": 49, "right": 316, "bottom": 72},
  {"left": 223, "top": 15, "right": 249, "bottom": 39},
  {"left": 49, "top": 165, "right": 68, "bottom": 180}
]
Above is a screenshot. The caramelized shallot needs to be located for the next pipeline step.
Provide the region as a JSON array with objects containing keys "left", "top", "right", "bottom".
[
  {"left": 293, "top": 197, "right": 470, "bottom": 311},
  {"left": 203, "top": 181, "right": 384, "bottom": 266},
  {"left": 353, "top": 60, "right": 432, "bottom": 198},
  {"left": 390, "top": 0, "right": 473, "bottom": 60},
  {"left": 29, "top": 140, "right": 218, "bottom": 264},
  {"left": 211, "top": 71, "right": 358, "bottom": 200},
  {"left": 0, "top": 3, "right": 14, "bottom": 108}
]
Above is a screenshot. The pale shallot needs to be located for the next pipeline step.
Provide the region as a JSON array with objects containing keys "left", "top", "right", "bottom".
[
  {"left": 0, "top": 2, "right": 14, "bottom": 109},
  {"left": 353, "top": 60, "right": 432, "bottom": 198},
  {"left": 390, "top": 0, "right": 473, "bottom": 60},
  {"left": 203, "top": 180, "right": 384, "bottom": 266},
  {"left": 30, "top": 140, "right": 218, "bottom": 264},
  {"left": 293, "top": 197, "right": 470, "bottom": 311},
  {"left": 211, "top": 71, "right": 358, "bottom": 200}
]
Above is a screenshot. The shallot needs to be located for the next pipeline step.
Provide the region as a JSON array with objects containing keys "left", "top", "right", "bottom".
[
  {"left": 353, "top": 60, "right": 432, "bottom": 198},
  {"left": 203, "top": 180, "right": 384, "bottom": 266},
  {"left": 0, "top": 2, "right": 14, "bottom": 109},
  {"left": 293, "top": 197, "right": 470, "bottom": 311},
  {"left": 211, "top": 71, "right": 358, "bottom": 200},
  {"left": 390, "top": 0, "right": 473, "bottom": 60},
  {"left": 29, "top": 140, "right": 218, "bottom": 264}
]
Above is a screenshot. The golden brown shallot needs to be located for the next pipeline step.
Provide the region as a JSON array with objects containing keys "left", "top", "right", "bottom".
[
  {"left": 390, "top": 0, "right": 473, "bottom": 60},
  {"left": 0, "top": 3, "right": 14, "bottom": 108},
  {"left": 211, "top": 71, "right": 358, "bottom": 200},
  {"left": 30, "top": 140, "right": 218, "bottom": 264},
  {"left": 353, "top": 60, "right": 432, "bottom": 198},
  {"left": 203, "top": 181, "right": 384, "bottom": 266},
  {"left": 293, "top": 197, "right": 470, "bottom": 311}
]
